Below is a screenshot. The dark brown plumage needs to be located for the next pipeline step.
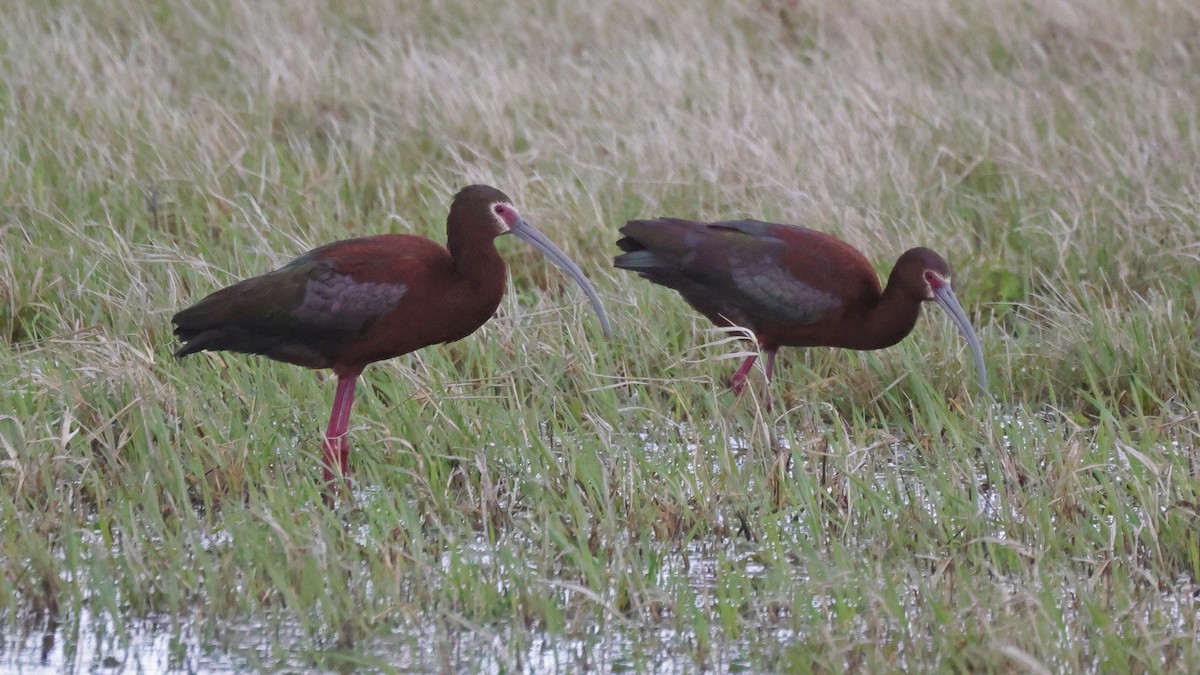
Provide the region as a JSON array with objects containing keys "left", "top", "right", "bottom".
[
  {"left": 615, "top": 218, "right": 986, "bottom": 405},
  {"left": 175, "top": 185, "right": 610, "bottom": 492}
]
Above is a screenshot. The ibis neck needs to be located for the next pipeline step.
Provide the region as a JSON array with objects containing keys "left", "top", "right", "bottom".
[
  {"left": 857, "top": 283, "right": 923, "bottom": 350},
  {"left": 447, "top": 227, "right": 507, "bottom": 295},
  {"left": 448, "top": 225, "right": 501, "bottom": 266}
]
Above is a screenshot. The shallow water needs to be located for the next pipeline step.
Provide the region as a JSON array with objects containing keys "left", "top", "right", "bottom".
[
  {"left": 9, "top": 566, "right": 1195, "bottom": 673},
  {"left": 4, "top": 408, "right": 1196, "bottom": 672},
  {"left": 3, "top": 611, "right": 240, "bottom": 673},
  {"left": 3, "top": 606, "right": 775, "bottom": 672}
]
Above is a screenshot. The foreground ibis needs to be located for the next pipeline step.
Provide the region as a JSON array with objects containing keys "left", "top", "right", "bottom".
[
  {"left": 614, "top": 218, "right": 986, "bottom": 406},
  {"left": 174, "top": 184, "right": 611, "bottom": 492}
]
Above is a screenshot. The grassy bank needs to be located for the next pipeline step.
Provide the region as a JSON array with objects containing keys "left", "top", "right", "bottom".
[{"left": 2, "top": 0, "right": 1198, "bottom": 671}]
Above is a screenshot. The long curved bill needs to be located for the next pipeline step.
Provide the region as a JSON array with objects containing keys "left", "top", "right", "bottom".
[
  {"left": 932, "top": 285, "right": 988, "bottom": 392},
  {"left": 510, "top": 218, "right": 613, "bottom": 338}
]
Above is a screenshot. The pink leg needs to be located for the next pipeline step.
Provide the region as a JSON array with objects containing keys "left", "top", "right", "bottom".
[
  {"left": 322, "top": 373, "right": 359, "bottom": 488},
  {"left": 728, "top": 354, "right": 758, "bottom": 395}
]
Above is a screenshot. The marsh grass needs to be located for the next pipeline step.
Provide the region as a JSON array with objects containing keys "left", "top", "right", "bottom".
[{"left": 2, "top": 0, "right": 1199, "bottom": 671}]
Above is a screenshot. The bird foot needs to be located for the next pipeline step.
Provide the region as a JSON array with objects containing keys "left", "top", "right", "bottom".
[
  {"left": 321, "top": 437, "right": 354, "bottom": 504},
  {"left": 729, "top": 376, "right": 748, "bottom": 396},
  {"left": 320, "top": 473, "right": 355, "bottom": 506},
  {"left": 727, "top": 354, "right": 758, "bottom": 397}
]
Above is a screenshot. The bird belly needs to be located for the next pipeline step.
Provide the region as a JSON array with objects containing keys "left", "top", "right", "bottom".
[{"left": 334, "top": 286, "right": 504, "bottom": 369}]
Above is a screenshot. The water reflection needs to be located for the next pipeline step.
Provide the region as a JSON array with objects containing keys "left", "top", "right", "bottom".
[
  {"left": 4, "top": 610, "right": 240, "bottom": 673},
  {"left": 4, "top": 405, "right": 1196, "bottom": 672}
]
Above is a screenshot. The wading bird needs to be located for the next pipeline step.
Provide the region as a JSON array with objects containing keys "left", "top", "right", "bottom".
[
  {"left": 614, "top": 218, "right": 986, "bottom": 407},
  {"left": 174, "top": 185, "right": 611, "bottom": 492}
]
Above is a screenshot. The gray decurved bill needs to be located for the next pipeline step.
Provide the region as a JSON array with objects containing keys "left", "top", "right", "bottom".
[
  {"left": 510, "top": 218, "right": 613, "bottom": 338},
  {"left": 932, "top": 285, "right": 988, "bottom": 392}
]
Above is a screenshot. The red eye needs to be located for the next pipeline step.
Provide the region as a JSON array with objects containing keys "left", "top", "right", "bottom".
[{"left": 494, "top": 204, "right": 507, "bottom": 216}]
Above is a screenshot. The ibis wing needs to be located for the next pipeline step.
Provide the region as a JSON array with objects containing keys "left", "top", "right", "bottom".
[
  {"left": 281, "top": 252, "right": 410, "bottom": 336},
  {"left": 617, "top": 219, "right": 842, "bottom": 327},
  {"left": 708, "top": 221, "right": 842, "bottom": 325},
  {"left": 172, "top": 236, "right": 422, "bottom": 366},
  {"left": 706, "top": 219, "right": 779, "bottom": 238}
]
